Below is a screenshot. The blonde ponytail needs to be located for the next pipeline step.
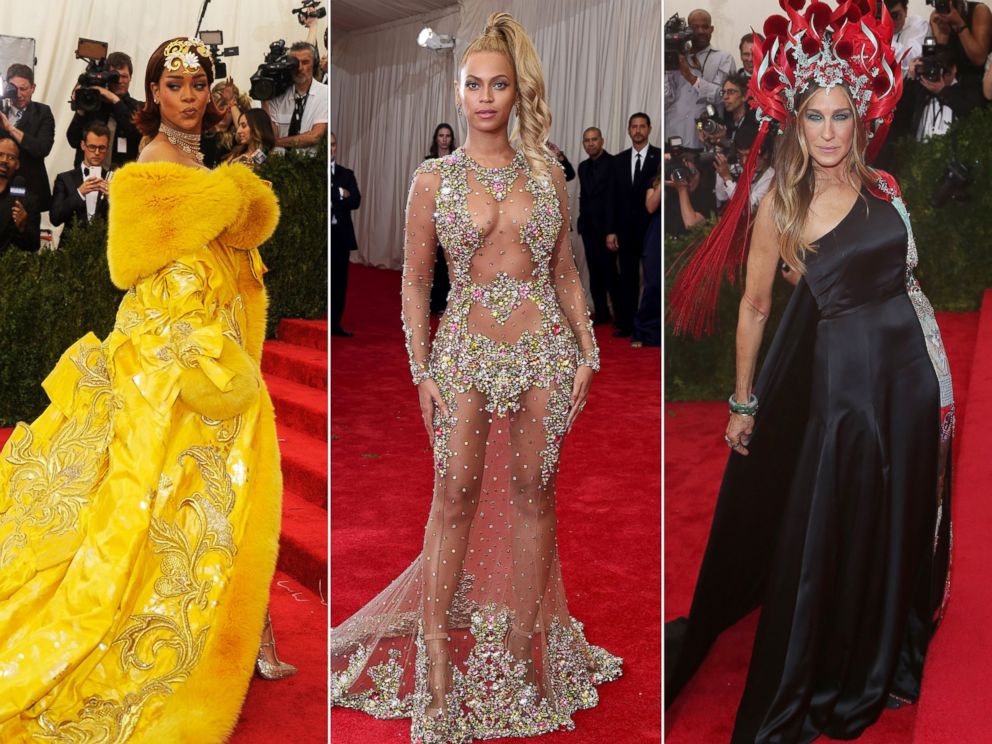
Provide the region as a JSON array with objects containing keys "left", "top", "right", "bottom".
[{"left": 461, "top": 13, "right": 552, "bottom": 182}]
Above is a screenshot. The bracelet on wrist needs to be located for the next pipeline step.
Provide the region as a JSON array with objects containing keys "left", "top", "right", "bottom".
[
  {"left": 577, "top": 347, "right": 601, "bottom": 372},
  {"left": 410, "top": 361, "right": 430, "bottom": 386},
  {"left": 728, "top": 393, "right": 758, "bottom": 417}
]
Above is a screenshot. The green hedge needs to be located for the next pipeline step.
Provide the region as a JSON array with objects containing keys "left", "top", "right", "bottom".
[
  {"left": 666, "top": 108, "right": 992, "bottom": 401},
  {"left": 0, "top": 148, "right": 327, "bottom": 425}
]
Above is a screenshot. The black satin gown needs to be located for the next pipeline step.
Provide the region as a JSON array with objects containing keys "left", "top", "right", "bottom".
[{"left": 666, "top": 189, "right": 953, "bottom": 743}]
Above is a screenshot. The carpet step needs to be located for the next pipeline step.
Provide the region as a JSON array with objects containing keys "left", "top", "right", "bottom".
[
  {"left": 234, "top": 570, "right": 327, "bottom": 742},
  {"left": 263, "top": 340, "right": 328, "bottom": 391},
  {"left": 277, "top": 489, "right": 327, "bottom": 595},
  {"left": 277, "top": 424, "right": 328, "bottom": 509},
  {"left": 277, "top": 318, "right": 327, "bottom": 352},
  {"left": 266, "top": 376, "right": 327, "bottom": 441}
]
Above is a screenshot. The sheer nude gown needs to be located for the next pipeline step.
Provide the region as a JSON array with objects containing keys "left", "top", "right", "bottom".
[{"left": 330, "top": 148, "right": 622, "bottom": 743}]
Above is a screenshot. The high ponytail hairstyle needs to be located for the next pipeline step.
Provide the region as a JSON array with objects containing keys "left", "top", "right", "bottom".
[{"left": 461, "top": 13, "right": 552, "bottom": 182}]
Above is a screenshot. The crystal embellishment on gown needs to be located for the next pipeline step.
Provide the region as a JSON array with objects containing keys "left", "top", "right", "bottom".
[{"left": 332, "top": 147, "right": 619, "bottom": 743}]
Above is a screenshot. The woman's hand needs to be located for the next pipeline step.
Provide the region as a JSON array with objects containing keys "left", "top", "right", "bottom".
[
  {"left": 565, "top": 366, "right": 595, "bottom": 434},
  {"left": 418, "top": 378, "right": 449, "bottom": 445},
  {"left": 714, "top": 152, "right": 732, "bottom": 181},
  {"left": 725, "top": 413, "right": 754, "bottom": 455}
]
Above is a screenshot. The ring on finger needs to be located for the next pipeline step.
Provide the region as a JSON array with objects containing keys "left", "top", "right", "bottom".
[{"left": 724, "top": 435, "right": 735, "bottom": 448}]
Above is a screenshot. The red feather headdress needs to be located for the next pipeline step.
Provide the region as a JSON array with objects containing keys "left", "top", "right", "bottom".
[{"left": 669, "top": 0, "right": 905, "bottom": 337}]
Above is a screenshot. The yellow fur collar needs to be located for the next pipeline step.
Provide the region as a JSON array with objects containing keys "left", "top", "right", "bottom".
[{"left": 107, "top": 161, "right": 280, "bottom": 290}]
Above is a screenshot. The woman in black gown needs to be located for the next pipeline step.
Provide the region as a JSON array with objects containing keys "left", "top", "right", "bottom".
[{"left": 666, "top": 2, "right": 954, "bottom": 741}]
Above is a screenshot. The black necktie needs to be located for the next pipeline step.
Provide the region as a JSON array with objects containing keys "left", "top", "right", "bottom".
[
  {"left": 288, "top": 94, "right": 307, "bottom": 137},
  {"left": 634, "top": 152, "right": 642, "bottom": 184}
]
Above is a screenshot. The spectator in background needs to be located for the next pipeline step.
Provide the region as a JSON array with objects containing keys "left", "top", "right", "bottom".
[
  {"left": 50, "top": 121, "right": 114, "bottom": 228},
  {"left": 331, "top": 132, "right": 361, "bottom": 337},
  {"left": 632, "top": 169, "right": 661, "bottom": 348},
  {"left": 225, "top": 109, "right": 276, "bottom": 168},
  {"left": 0, "top": 64, "right": 55, "bottom": 213},
  {"left": 664, "top": 147, "right": 708, "bottom": 237},
  {"left": 887, "top": 0, "right": 930, "bottom": 76},
  {"left": 202, "top": 79, "right": 251, "bottom": 167},
  {"left": 607, "top": 113, "right": 660, "bottom": 337},
  {"left": 66, "top": 51, "right": 143, "bottom": 168},
  {"left": 713, "top": 125, "right": 774, "bottom": 212},
  {"left": 426, "top": 123, "right": 457, "bottom": 314},
  {"left": 547, "top": 141, "right": 575, "bottom": 180},
  {"left": 0, "top": 136, "right": 39, "bottom": 252},
  {"left": 263, "top": 42, "right": 329, "bottom": 152},
  {"left": 928, "top": 0, "right": 992, "bottom": 87},
  {"left": 577, "top": 126, "right": 617, "bottom": 325},
  {"left": 665, "top": 8, "right": 735, "bottom": 147},
  {"left": 739, "top": 33, "right": 755, "bottom": 78},
  {"left": 718, "top": 73, "right": 758, "bottom": 142}
]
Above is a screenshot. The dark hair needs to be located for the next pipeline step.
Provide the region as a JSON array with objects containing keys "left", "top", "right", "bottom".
[
  {"left": 83, "top": 121, "right": 112, "bottom": 140},
  {"left": 227, "top": 108, "right": 277, "bottom": 162},
  {"left": 723, "top": 72, "right": 749, "bottom": 94},
  {"left": 289, "top": 41, "right": 319, "bottom": 66},
  {"left": 428, "top": 122, "right": 457, "bottom": 158},
  {"left": 107, "top": 51, "right": 133, "bottom": 75},
  {"left": 629, "top": 112, "right": 651, "bottom": 128},
  {"left": 739, "top": 33, "right": 755, "bottom": 49},
  {"left": 884, "top": 0, "right": 908, "bottom": 9},
  {"left": 0, "top": 133, "right": 20, "bottom": 154},
  {"left": 134, "top": 38, "right": 224, "bottom": 137},
  {"left": 5, "top": 63, "right": 33, "bottom": 85}
]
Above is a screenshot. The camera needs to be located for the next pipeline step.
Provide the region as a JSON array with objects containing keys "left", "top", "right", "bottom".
[
  {"left": 926, "top": 0, "right": 953, "bottom": 13},
  {"left": 73, "top": 38, "right": 119, "bottom": 114},
  {"left": 919, "top": 36, "right": 947, "bottom": 83},
  {"left": 249, "top": 40, "right": 299, "bottom": 101},
  {"left": 0, "top": 80, "right": 17, "bottom": 116},
  {"left": 664, "top": 136, "right": 692, "bottom": 183},
  {"left": 293, "top": 0, "right": 326, "bottom": 25},
  {"left": 932, "top": 160, "right": 972, "bottom": 207},
  {"left": 698, "top": 138, "right": 739, "bottom": 174},
  {"left": 664, "top": 14, "right": 694, "bottom": 71},
  {"left": 695, "top": 104, "right": 724, "bottom": 137},
  {"left": 199, "top": 30, "right": 239, "bottom": 80}
]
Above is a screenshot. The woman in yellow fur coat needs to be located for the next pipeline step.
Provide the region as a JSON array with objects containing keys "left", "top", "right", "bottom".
[{"left": 0, "top": 38, "right": 294, "bottom": 742}]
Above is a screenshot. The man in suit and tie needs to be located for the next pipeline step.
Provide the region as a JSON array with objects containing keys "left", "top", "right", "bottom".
[
  {"left": 0, "top": 64, "right": 55, "bottom": 213},
  {"left": 577, "top": 127, "right": 617, "bottom": 325},
  {"left": 50, "top": 122, "right": 114, "bottom": 229},
  {"left": 607, "top": 113, "right": 660, "bottom": 337},
  {"left": 331, "top": 132, "right": 361, "bottom": 337}
]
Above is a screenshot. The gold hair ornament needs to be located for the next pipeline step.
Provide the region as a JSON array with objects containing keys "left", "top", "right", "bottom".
[{"left": 163, "top": 38, "right": 212, "bottom": 75}]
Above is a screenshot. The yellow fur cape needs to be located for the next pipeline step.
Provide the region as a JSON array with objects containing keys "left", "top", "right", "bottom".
[{"left": 110, "top": 162, "right": 281, "bottom": 743}]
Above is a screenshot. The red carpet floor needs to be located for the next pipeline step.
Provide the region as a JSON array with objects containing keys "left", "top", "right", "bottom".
[
  {"left": 331, "top": 264, "right": 661, "bottom": 743},
  {"left": 664, "top": 309, "right": 981, "bottom": 743}
]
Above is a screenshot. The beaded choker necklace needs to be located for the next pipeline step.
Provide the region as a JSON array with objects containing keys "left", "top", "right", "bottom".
[
  {"left": 160, "top": 121, "right": 204, "bottom": 164},
  {"left": 459, "top": 148, "right": 524, "bottom": 202}
]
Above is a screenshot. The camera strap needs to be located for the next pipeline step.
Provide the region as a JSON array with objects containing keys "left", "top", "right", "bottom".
[{"left": 288, "top": 92, "right": 307, "bottom": 136}]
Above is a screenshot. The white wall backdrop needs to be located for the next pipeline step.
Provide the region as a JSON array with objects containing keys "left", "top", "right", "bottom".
[
  {"left": 332, "top": 0, "right": 662, "bottom": 270},
  {"left": 665, "top": 0, "right": 785, "bottom": 68},
  {"left": 2, "top": 0, "right": 327, "bottom": 205}
]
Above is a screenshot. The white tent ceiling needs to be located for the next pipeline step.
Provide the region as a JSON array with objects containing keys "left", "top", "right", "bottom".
[{"left": 330, "top": 0, "right": 457, "bottom": 33}]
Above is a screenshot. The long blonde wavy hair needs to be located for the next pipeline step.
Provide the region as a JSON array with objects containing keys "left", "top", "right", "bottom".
[
  {"left": 772, "top": 85, "right": 878, "bottom": 274},
  {"left": 460, "top": 13, "right": 552, "bottom": 182}
]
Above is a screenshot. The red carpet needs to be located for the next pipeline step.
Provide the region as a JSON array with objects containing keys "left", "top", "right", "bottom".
[
  {"left": 234, "top": 317, "right": 328, "bottom": 742},
  {"left": 664, "top": 309, "right": 981, "bottom": 743},
  {"left": 331, "top": 264, "right": 661, "bottom": 743}
]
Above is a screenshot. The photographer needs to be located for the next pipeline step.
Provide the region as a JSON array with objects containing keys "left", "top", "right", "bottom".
[
  {"left": 66, "top": 51, "right": 143, "bottom": 168},
  {"left": 50, "top": 122, "right": 113, "bottom": 228},
  {"left": 888, "top": 1, "right": 931, "bottom": 75},
  {"left": 262, "top": 42, "right": 328, "bottom": 152},
  {"left": 739, "top": 33, "right": 755, "bottom": 78},
  {"left": 0, "top": 64, "right": 54, "bottom": 212},
  {"left": 928, "top": 0, "right": 992, "bottom": 84},
  {"left": 664, "top": 141, "right": 709, "bottom": 237},
  {"left": 713, "top": 125, "right": 774, "bottom": 212},
  {"left": 0, "top": 136, "right": 40, "bottom": 253},
  {"left": 902, "top": 49, "right": 985, "bottom": 138},
  {"left": 665, "top": 9, "right": 735, "bottom": 147}
]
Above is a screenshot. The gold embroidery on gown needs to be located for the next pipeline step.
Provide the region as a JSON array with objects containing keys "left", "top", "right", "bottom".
[
  {"left": 331, "top": 149, "right": 621, "bottom": 743},
  {"left": 0, "top": 162, "right": 282, "bottom": 743}
]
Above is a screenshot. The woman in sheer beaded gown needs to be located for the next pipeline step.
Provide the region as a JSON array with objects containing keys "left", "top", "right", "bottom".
[{"left": 330, "top": 12, "right": 622, "bottom": 744}]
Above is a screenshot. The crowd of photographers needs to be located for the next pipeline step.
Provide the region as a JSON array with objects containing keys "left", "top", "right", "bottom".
[
  {"left": 0, "top": 6, "right": 328, "bottom": 254},
  {"left": 663, "top": 1, "right": 992, "bottom": 240}
]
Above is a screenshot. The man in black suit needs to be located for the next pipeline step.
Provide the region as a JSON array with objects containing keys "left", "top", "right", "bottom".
[
  {"left": 331, "top": 132, "right": 361, "bottom": 337},
  {"left": 0, "top": 136, "right": 40, "bottom": 253},
  {"left": 577, "top": 127, "right": 617, "bottom": 325},
  {"left": 65, "top": 51, "right": 143, "bottom": 168},
  {"left": 0, "top": 64, "right": 55, "bottom": 213},
  {"left": 50, "top": 122, "right": 114, "bottom": 229},
  {"left": 607, "top": 112, "right": 661, "bottom": 337}
]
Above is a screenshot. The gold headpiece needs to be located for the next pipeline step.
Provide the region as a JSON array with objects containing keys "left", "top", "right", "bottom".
[{"left": 163, "top": 38, "right": 212, "bottom": 75}]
